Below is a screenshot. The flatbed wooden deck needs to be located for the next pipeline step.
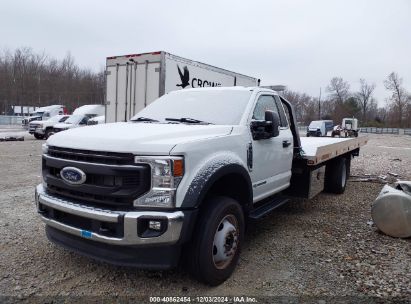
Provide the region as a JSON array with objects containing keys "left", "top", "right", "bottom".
[{"left": 300, "top": 136, "right": 368, "bottom": 165}]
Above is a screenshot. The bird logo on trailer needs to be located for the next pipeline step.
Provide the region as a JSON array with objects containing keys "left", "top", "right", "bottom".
[
  {"left": 176, "top": 65, "right": 190, "bottom": 88},
  {"left": 176, "top": 64, "right": 222, "bottom": 89}
]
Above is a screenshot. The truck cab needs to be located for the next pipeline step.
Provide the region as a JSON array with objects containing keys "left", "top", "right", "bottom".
[{"left": 35, "top": 87, "right": 366, "bottom": 285}]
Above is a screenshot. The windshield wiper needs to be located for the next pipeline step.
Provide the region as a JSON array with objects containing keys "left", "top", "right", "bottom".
[
  {"left": 131, "top": 117, "right": 159, "bottom": 123},
  {"left": 165, "top": 117, "right": 212, "bottom": 124}
]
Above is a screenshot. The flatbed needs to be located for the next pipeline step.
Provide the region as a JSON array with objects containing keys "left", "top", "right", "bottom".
[{"left": 300, "top": 136, "right": 368, "bottom": 165}]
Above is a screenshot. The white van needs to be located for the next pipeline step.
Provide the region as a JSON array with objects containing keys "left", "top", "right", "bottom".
[{"left": 307, "top": 120, "right": 334, "bottom": 137}]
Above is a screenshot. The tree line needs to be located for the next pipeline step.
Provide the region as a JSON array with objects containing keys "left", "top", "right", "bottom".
[
  {"left": 0, "top": 47, "right": 410, "bottom": 127},
  {"left": 284, "top": 73, "right": 411, "bottom": 128},
  {"left": 0, "top": 47, "right": 104, "bottom": 115}
]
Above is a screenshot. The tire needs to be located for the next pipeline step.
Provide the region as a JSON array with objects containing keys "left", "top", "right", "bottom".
[
  {"left": 34, "top": 133, "right": 44, "bottom": 140},
  {"left": 44, "top": 129, "right": 53, "bottom": 139},
  {"left": 186, "top": 196, "right": 244, "bottom": 286},
  {"left": 324, "top": 157, "right": 349, "bottom": 194},
  {"left": 354, "top": 131, "right": 358, "bottom": 137},
  {"left": 316, "top": 131, "right": 321, "bottom": 137},
  {"left": 306, "top": 133, "right": 310, "bottom": 137}
]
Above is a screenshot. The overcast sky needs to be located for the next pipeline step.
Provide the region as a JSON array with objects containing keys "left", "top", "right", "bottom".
[{"left": 1, "top": 0, "right": 410, "bottom": 106}]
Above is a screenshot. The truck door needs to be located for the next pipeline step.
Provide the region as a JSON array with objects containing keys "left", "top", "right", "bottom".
[{"left": 249, "top": 94, "right": 294, "bottom": 202}]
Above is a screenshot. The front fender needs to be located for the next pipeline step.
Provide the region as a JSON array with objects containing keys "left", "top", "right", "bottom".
[{"left": 181, "top": 153, "right": 252, "bottom": 209}]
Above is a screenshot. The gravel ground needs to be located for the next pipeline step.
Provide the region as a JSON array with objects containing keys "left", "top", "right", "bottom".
[{"left": 0, "top": 132, "right": 410, "bottom": 302}]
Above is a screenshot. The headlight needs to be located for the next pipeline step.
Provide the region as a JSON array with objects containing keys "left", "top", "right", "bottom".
[
  {"left": 134, "top": 156, "right": 184, "bottom": 208},
  {"left": 42, "top": 143, "right": 48, "bottom": 154}
]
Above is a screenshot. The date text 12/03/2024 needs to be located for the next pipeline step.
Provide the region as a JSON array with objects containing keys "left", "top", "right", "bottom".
[{"left": 149, "top": 296, "right": 257, "bottom": 303}]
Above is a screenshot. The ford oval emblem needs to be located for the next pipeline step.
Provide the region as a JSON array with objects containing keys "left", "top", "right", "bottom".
[{"left": 60, "top": 167, "right": 86, "bottom": 185}]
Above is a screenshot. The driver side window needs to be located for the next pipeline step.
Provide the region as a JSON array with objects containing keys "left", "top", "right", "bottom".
[{"left": 252, "top": 95, "right": 279, "bottom": 120}]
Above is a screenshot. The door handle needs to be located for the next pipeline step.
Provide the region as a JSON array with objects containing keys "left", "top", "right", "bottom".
[{"left": 283, "top": 140, "right": 291, "bottom": 148}]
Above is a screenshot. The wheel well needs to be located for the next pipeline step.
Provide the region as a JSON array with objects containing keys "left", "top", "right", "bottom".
[{"left": 202, "top": 173, "right": 252, "bottom": 214}]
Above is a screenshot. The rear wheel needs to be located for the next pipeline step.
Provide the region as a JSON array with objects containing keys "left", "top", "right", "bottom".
[
  {"left": 324, "top": 157, "right": 349, "bottom": 194},
  {"left": 186, "top": 196, "right": 244, "bottom": 286},
  {"left": 34, "top": 133, "right": 44, "bottom": 140}
]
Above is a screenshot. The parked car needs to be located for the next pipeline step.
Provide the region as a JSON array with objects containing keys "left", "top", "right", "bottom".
[
  {"left": 29, "top": 115, "right": 70, "bottom": 139},
  {"left": 306, "top": 120, "right": 334, "bottom": 137}
]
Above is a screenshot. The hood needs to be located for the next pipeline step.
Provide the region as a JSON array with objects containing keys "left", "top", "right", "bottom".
[{"left": 47, "top": 122, "right": 233, "bottom": 154}]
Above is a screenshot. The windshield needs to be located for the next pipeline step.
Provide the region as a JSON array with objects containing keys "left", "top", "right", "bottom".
[
  {"left": 132, "top": 89, "right": 252, "bottom": 125},
  {"left": 65, "top": 115, "right": 85, "bottom": 124}
]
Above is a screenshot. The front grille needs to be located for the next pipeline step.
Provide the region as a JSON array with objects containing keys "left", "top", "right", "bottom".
[
  {"left": 47, "top": 185, "right": 134, "bottom": 209},
  {"left": 29, "top": 124, "right": 39, "bottom": 132},
  {"left": 43, "top": 150, "right": 151, "bottom": 209},
  {"left": 48, "top": 167, "right": 141, "bottom": 188},
  {"left": 48, "top": 146, "right": 134, "bottom": 165}
]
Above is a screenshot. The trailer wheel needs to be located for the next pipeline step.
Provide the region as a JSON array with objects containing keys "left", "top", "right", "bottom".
[
  {"left": 186, "top": 196, "right": 244, "bottom": 286},
  {"left": 34, "top": 134, "right": 44, "bottom": 140},
  {"left": 324, "top": 157, "right": 349, "bottom": 194}
]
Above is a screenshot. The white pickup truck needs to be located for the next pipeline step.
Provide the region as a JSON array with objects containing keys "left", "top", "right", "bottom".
[
  {"left": 29, "top": 115, "right": 70, "bottom": 139},
  {"left": 35, "top": 87, "right": 367, "bottom": 285}
]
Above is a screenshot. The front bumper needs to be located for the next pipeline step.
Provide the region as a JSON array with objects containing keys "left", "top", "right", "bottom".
[
  {"left": 35, "top": 184, "right": 197, "bottom": 268},
  {"left": 30, "top": 128, "right": 44, "bottom": 135},
  {"left": 35, "top": 184, "right": 187, "bottom": 246}
]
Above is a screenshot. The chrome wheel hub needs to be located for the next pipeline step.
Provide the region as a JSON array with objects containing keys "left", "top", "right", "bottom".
[{"left": 212, "top": 215, "right": 239, "bottom": 269}]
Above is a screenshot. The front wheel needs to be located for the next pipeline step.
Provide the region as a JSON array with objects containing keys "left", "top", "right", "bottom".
[
  {"left": 186, "top": 196, "right": 244, "bottom": 286},
  {"left": 44, "top": 129, "right": 54, "bottom": 139},
  {"left": 34, "top": 133, "right": 44, "bottom": 140}
]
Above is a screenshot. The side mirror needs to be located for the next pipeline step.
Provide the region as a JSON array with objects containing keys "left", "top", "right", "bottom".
[
  {"left": 250, "top": 110, "right": 280, "bottom": 140},
  {"left": 265, "top": 110, "right": 280, "bottom": 137}
]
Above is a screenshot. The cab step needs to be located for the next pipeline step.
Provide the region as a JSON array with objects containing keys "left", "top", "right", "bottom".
[{"left": 249, "top": 196, "right": 289, "bottom": 220}]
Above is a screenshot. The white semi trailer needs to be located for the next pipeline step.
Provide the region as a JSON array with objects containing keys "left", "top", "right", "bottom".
[{"left": 105, "top": 51, "right": 258, "bottom": 123}]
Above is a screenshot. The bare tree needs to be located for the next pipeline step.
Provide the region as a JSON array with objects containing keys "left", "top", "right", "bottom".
[
  {"left": 384, "top": 72, "right": 409, "bottom": 128},
  {"left": 0, "top": 47, "right": 104, "bottom": 115},
  {"left": 283, "top": 90, "right": 315, "bottom": 124},
  {"left": 355, "top": 79, "right": 375, "bottom": 122},
  {"left": 326, "top": 77, "right": 350, "bottom": 104}
]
